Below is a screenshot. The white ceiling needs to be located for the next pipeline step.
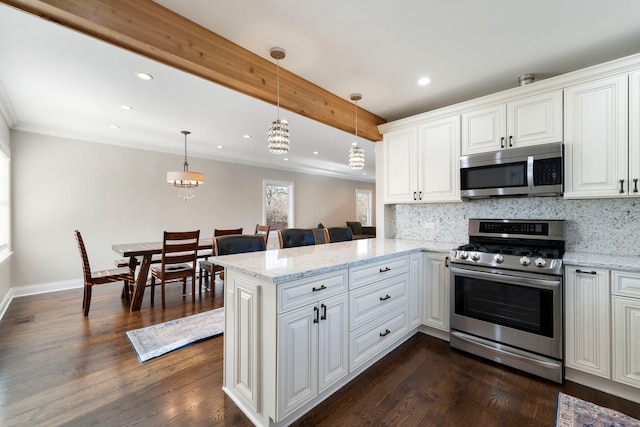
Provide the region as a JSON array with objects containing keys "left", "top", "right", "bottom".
[{"left": 2, "top": 1, "right": 640, "bottom": 183}]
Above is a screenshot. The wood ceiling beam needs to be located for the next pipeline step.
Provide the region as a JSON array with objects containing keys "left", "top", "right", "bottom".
[{"left": 1, "top": 0, "right": 386, "bottom": 141}]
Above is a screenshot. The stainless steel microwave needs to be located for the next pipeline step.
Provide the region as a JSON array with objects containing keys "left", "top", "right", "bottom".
[{"left": 460, "top": 142, "right": 563, "bottom": 199}]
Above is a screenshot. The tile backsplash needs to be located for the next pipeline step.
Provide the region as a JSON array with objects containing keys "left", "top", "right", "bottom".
[{"left": 390, "top": 197, "right": 640, "bottom": 256}]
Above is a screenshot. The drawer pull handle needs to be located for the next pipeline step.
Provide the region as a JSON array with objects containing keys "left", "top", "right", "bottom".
[
  {"left": 313, "top": 306, "right": 319, "bottom": 324},
  {"left": 576, "top": 269, "right": 597, "bottom": 275},
  {"left": 312, "top": 285, "right": 327, "bottom": 292},
  {"left": 320, "top": 304, "right": 327, "bottom": 321},
  {"left": 379, "top": 267, "right": 391, "bottom": 273},
  {"left": 379, "top": 294, "right": 391, "bottom": 301},
  {"left": 379, "top": 329, "right": 391, "bottom": 337}
]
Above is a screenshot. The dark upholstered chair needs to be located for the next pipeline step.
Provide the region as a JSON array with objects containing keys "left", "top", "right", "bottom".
[
  {"left": 214, "top": 235, "right": 267, "bottom": 280},
  {"left": 278, "top": 228, "right": 316, "bottom": 248},
  {"left": 312, "top": 228, "right": 329, "bottom": 244},
  {"left": 346, "top": 221, "right": 376, "bottom": 239},
  {"left": 254, "top": 224, "right": 271, "bottom": 245},
  {"left": 199, "top": 228, "right": 243, "bottom": 289},
  {"left": 327, "top": 227, "right": 354, "bottom": 243},
  {"left": 74, "top": 230, "right": 134, "bottom": 316},
  {"left": 151, "top": 230, "right": 200, "bottom": 308}
]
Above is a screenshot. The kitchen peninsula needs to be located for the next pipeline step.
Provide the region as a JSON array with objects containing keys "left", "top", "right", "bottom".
[{"left": 210, "top": 238, "right": 455, "bottom": 427}]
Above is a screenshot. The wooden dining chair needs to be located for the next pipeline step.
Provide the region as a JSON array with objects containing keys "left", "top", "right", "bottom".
[
  {"left": 74, "top": 230, "right": 135, "bottom": 316},
  {"left": 198, "top": 227, "right": 243, "bottom": 290},
  {"left": 254, "top": 224, "right": 271, "bottom": 245},
  {"left": 151, "top": 230, "right": 200, "bottom": 308}
]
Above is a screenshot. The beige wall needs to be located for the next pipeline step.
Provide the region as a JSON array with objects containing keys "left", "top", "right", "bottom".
[
  {"left": 0, "top": 114, "right": 10, "bottom": 302},
  {"left": 10, "top": 130, "right": 375, "bottom": 288}
]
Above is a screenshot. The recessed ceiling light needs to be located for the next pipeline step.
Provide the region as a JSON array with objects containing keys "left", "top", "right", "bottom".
[
  {"left": 135, "top": 72, "right": 153, "bottom": 80},
  {"left": 418, "top": 76, "right": 431, "bottom": 86},
  {"left": 313, "top": 151, "right": 319, "bottom": 155},
  {"left": 283, "top": 158, "right": 289, "bottom": 161},
  {"left": 109, "top": 124, "right": 120, "bottom": 129},
  {"left": 216, "top": 145, "right": 224, "bottom": 149},
  {"left": 243, "top": 134, "right": 251, "bottom": 139},
  {"left": 363, "top": 172, "right": 367, "bottom": 175},
  {"left": 120, "top": 105, "right": 133, "bottom": 110}
]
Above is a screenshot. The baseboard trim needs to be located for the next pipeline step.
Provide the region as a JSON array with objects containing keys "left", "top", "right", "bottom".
[
  {"left": 565, "top": 367, "right": 640, "bottom": 404},
  {"left": 0, "top": 279, "right": 83, "bottom": 320}
]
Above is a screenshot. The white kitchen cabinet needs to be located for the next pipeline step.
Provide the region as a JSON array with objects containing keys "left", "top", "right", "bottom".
[
  {"left": 461, "top": 90, "right": 563, "bottom": 155},
  {"left": 423, "top": 252, "right": 450, "bottom": 332},
  {"left": 409, "top": 252, "right": 423, "bottom": 329},
  {"left": 564, "top": 74, "right": 631, "bottom": 198},
  {"left": 565, "top": 266, "right": 610, "bottom": 378},
  {"left": 382, "top": 115, "right": 460, "bottom": 203},
  {"left": 611, "top": 270, "right": 640, "bottom": 388},
  {"left": 277, "top": 292, "right": 348, "bottom": 419}
]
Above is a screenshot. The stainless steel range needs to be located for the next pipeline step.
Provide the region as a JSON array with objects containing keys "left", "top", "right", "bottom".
[{"left": 449, "top": 218, "right": 565, "bottom": 383}]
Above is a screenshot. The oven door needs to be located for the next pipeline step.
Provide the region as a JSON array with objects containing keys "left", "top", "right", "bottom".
[{"left": 450, "top": 264, "right": 562, "bottom": 360}]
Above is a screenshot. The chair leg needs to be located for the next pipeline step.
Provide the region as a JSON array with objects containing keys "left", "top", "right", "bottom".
[
  {"left": 150, "top": 278, "right": 155, "bottom": 304},
  {"left": 198, "top": 266, "right": 203, "bottom": 294},
  {"left": 84, "top": 285, "right": 92, "bottom": 316},
  {"left": 161, "top": 279, "right": 166, "bottom": 309},
  {"left": 191, "top": 273, "right": 196, "bottom": 302},
  {"left": 182, "top": 278, "right": 186, "bottom": 296}
]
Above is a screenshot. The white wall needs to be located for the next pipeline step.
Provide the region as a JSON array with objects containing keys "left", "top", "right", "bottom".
[{"left": 10, "top": 130, "right": 375, "bottom": 288}]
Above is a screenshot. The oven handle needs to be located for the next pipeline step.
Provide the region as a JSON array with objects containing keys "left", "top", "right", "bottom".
[{"left": 449, "top": 265, "right": 561, "bottom": 290}]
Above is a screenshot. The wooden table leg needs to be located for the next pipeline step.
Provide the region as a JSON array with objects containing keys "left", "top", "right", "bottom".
[{"left": 130, "top": 254, "right": 151, "bottom": 311}]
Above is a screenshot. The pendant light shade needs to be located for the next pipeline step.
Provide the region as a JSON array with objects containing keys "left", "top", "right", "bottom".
[
  {"left": 268, "top": 47, "right": 290, "bottom": 154},
  {"left": 167, "top": 130, "right": 204, "bottom": 201},
  {"left": 348, "top": 93, "right": 365, "bottom": 170}
]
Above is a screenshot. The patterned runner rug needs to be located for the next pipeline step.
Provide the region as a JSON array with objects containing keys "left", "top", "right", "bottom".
[
  {"left": 126, "top": 307, "right": 224, "bottom": 362},
  {"left": 556, "top": 392, "right": 640, "bottom": 426}
]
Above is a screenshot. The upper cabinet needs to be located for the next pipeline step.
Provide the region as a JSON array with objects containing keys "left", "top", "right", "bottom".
[
  {"left": 564, "top": 73, "right": 631, "bottom": 198},
  {"left": 461, "top": 90, "right": 563, "bottom": 155},
  {"left": 383, "top": 115, "right": 461, "bottom": 204}
]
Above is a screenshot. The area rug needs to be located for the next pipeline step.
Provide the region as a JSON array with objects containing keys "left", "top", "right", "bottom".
[
  {"left": 125, "top": 307, "right": 224, "bottom": 362},
  {"left": 556, "top": 392, "right": 640, "bottom": 426}
]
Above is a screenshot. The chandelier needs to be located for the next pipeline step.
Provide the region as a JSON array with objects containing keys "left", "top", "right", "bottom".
[
  {"left": 348, "top": 93, "right": 365, "bottom": 169},
  {"left": 267, "top": 47, "right": 289, "bottom": 154},
  {"left": 167, "top": 130, "right": 204, "bottom": 201}
]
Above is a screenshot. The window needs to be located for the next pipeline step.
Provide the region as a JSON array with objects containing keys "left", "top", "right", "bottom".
[
  {"left": 356, "top": 189, "right": 372, "bottom": 226},
  {"left": 263, "top": 180, "right": 294, "bottom": 230},
  {"left": 0, "top": 150, "right": 9, "bottom": 261}
]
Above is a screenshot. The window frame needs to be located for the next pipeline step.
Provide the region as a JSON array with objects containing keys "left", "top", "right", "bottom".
[
  {"left": 0, "top": 148, "right": 10, "bottom": 264},
  {"left": 263, "top": 179, "right": 295, "bottom": 229},
  {"left": 356, "top": 188, "right": 372, "bottom": 226}
]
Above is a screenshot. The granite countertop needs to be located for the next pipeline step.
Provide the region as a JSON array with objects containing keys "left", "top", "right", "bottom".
[
  {"left": 563, "top": 251, "right": 640, "bottom": 272},
  {"left": 209, "top": 238, "right": 458, "bottom": 284}
]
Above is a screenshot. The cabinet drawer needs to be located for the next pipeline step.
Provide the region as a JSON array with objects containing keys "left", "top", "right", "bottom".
[
  {"left": 349, "top": 255, "right": 409, "bottom": 289},
  {"left": 349, "top": 273, "right": 409, "bottom": 331},
  {"left": 349, "top": 306, "right": 409, "bottom": 371},
  {"left": 612, "top": 270, "right": 640, "bottom": 298},
  {"left": 278, "top": 270, "right": 348, "bottom": 313}
]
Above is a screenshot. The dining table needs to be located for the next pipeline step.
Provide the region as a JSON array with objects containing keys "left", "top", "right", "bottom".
[{"left": 112, "top": 237, "right": 214, "bottom": 311}]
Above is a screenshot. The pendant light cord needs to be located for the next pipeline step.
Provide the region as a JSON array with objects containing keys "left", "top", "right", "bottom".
[
  {"left": 183, "top": 132, "right": 189, "bottom": 172},
  {"left": 276, "top": 58, "right": 281, "bottom": 120},
  {"left": 354, "top": 99, "right": 358, "bottom": 138}
]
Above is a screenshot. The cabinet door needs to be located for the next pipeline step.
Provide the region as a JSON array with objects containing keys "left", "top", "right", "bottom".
[
  {"left": 318, "top": 294, "right": 349, "bottom": 393},
  {"left": 564, "top": 74, "right": 628, "bottom": 198},
  {"left": 612, "top": 296, "right": 640, "bottom": 388},
  {"left": 461, "top": 103, "right": 506, "bottom": 155},
  {"left": 507, "top": 90, "right": 563, "bottom": 148},
  {"left": 409, "top": 252, "right": 423, "bottom": 329},
  {"left": 277, "top": 304, "right": 318, "bottom": 418},
  {"left": 423, "top": 252, "right": 450, "bottom": 332},
  {"left": 630, "top": 70, "right": 640, "bottom": 194},
  {"left": 417, "top": 115, "right": 461, "bottom": 202},
  {"left": 565, "top": 266, "right": 610, "bottom": 378},
  {"left": 383, "top": 128, "right": 418, "bottom": 203}
]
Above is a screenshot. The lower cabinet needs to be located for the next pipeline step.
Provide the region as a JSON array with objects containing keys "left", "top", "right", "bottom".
[
  {"left": 564, "top": 266, "right": 611, "bottom": 378},
  {"left": 423, "top": 252, "right": 450, "bottom": 332},
  {"left": 277, "top": 293, "right": 348, "bottom": 419},
  {"left": 611, "top": 270, "right": 640, "bottom": 388}
]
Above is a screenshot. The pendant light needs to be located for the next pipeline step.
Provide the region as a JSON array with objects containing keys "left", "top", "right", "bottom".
[
  {"left": 348, "top": 93, "right": 365, "bottom": 170},
  {"left": 167, "top": 130, "right": 204, "bottom": 201},
  {"left": 267, "top": 47, "right": 290, "bottom": 154}
]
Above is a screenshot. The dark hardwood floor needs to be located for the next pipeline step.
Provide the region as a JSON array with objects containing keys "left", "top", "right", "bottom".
[{"left": 1, "top": 281, "right": 639, "bottom": 426}]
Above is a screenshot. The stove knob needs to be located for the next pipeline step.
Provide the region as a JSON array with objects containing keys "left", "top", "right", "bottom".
[
  {"left": 520, "top": 256, "right": 531, "bottom": 266},
  {"left": 470, "top": 252, "right": 480, "bottom": 261},
  {"left": 535, "top": 257, "right": 547, "bottom": 268},
  {"left": 459, "top": 251, "right": 468, "bottom": 260},
  {"left": 493, "top": 254, "right": 504, "bottom": 264}
]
